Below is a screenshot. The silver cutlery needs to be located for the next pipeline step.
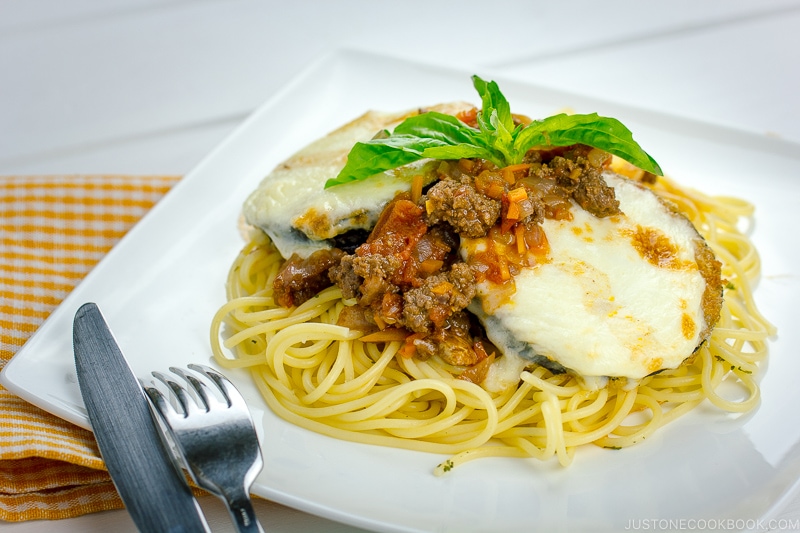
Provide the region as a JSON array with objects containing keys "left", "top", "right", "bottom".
[
  {"left": 144, "top": 364, "right": 265, "bottom": 533},
  {"left": 73, "top": 303, "right": 210, "bottom": 532}
]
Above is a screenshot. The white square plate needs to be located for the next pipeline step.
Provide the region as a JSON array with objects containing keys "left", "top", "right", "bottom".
[{"left": 3, "top": 50, "right": 799, "bottom": 532}]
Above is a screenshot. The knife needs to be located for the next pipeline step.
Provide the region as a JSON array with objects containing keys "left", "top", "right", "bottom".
[{"left": 73, "top": 302, "right": 210, "bottom": 533}]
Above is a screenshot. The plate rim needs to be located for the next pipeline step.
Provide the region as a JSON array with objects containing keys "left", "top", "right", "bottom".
[{"left": 3, "top": 48, "right": 800, "bottom": 533}]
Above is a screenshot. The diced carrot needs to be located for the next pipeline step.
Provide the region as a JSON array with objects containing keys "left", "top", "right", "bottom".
[
  {"left": 372, "top": 314, "right": 387, "bottom": 330},
  {"left": 419, "top": 259, "right": 444, "bottom": 274},
  {"left": 456, "top": 107, "right": 478, "bottom": 126},
  {"left": 431, "top": 281, "right": 454, "bottom": 295},
  {"left": 502, "top": 163, "right": 532, "bottom": 173},
  {"left": 515, "top": 224, "right": 526, "bottom": 254},
  {"left": 458, "top": 158, "right": 475, "bottom": 173},
  {"left": 399, "top": 342, "right": 416, "bottom": 358},
  {"left": 360, "top": 328, "right": 411, "bottom": 343},
  {"left": 399, "top": 332, "right": 427, "bottom": 358},
  {"left": 486, "top": 182, "right": 505, "bottom": 199},
  {"left": 411, "top": 174, "right": 423, "bottom": 204},
  {"left": 498, "top": 256, "right": 511, "bottom": 281},
  {"left": 507, "top": 187, "right": 528, "bottom": 203}
]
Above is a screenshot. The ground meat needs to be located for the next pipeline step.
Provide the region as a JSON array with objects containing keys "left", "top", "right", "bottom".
[
  {"left": 402, "top": 263, "right": 476, "bottom": 333},
  {"left": 514, "top": 191, "right": 546, "bottom": 226},
  {"left": 547, "top": 156, "right": 582, "bottom": 193},
  {"left": 350, "top": 254, "right": 403, "bottom": 304},
  {"left": 423, "top": 179, "right": 501, "bottom": 238},
  {"left": 329, "top": 195, "right": 471, "bottom": 332},
  {"left": 328, "top": 254, "right": 361, "bottom": 300},
  {"left": 273, "top": 248, "right": 345, "bottom": 307},
  {"left": 525, "top": 146, "right": 620, "bottom": 219},
  {"left": 412, "top": 312, "right": 478, "bottom": 366},
  {"left": 573, "top": 168, "right": 620, "bottom": 217}
]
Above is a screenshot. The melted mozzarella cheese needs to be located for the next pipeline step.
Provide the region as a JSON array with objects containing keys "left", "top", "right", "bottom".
[
  {"left": 467, "top": 172, "right": 709, "bottom": 390},
  {"left": 243, "top": 103, "right": 471, "bottom": 258}
]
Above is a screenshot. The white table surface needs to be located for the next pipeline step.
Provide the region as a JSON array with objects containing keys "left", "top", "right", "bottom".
[{"left": 3, "top": 1, "right": 800, "bottom": 531}]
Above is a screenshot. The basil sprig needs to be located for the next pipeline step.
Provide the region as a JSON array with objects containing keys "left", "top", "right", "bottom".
[{"left": 325, "top": 75, "right": 662, "bottom": 188}]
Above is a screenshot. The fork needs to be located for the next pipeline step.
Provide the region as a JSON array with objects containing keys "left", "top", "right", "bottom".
[{"left": 143, "top": 364, "right": 265, "bottom": 533}]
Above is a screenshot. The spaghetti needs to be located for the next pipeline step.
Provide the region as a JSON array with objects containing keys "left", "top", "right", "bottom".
[{"left": 210, "top": 168, "right": 774, "bottom": 474}]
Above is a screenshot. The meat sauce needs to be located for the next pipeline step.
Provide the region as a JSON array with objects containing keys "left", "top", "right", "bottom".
[{"left": 272, "top": 144, "right": 619, "bottom": 383}]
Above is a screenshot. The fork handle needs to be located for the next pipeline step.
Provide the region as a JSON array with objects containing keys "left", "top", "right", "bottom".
[{"left": 222, "top": 487, "right": 264, "bottom": 533}]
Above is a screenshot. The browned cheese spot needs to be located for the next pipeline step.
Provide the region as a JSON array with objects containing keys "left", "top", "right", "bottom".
[
  {"left": 681, "top": 312, "right": 697, "bottom": 340},
  {"left": 296, "top": 207, "right": 370, "bottom": 239},
  {"left": 627, "top": 225, "right": 685, "bottom": 269},
  {"left": 647, "top": 357, "right": 664, "bottom": 373}
]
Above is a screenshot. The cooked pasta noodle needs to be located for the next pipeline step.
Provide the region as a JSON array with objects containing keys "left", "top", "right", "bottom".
[{"left": 210, "top": 172, "right": 775, "bottom": 474}]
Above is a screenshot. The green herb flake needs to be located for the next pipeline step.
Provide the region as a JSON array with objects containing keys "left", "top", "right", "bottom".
[
  {"left": 440, "top": 459, "right": 455, "bottom": 472},
  {"left": 325, "top": 75, "right": 662, "bottom": 189}
]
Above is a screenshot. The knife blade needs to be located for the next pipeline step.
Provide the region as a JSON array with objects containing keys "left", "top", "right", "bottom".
[{"left": 73, "top": 302, "right": 210, "bottom": 533}]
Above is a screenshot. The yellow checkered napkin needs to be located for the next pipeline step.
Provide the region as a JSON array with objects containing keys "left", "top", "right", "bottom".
[{"left": 0, "top": 175, "right": 180, "bottom": 521}]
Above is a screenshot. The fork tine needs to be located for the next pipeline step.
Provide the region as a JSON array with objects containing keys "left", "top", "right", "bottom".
[
  {"left": 141, "top": 379, "right": 172, "bottom": 416},
  {"left": 151, "top": 370, "right": 197, "bottom": 416},
  {"left": 169, "top": 366, "right": 218, "bottom": 412},
  {"left": 189, "top": 364, "right": 246, "bottom": 410},
  {"left": 145, "top": 365, "right": 264, "bottom": 533}
]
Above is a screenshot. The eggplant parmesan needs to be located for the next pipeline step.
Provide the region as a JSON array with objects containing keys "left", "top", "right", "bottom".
[{"left": 242, "top": 103, "right": 721, "bottom": 389}]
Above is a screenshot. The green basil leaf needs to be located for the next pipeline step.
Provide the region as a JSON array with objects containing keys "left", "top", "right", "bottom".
[
  {"left": 422, "top": 144, "right": 502, "bottom": 163},
  {"left": 325, "top": 135, "right": 445, "bottom": 188},
  {"left": 393, "top": 111, "right": 481, "bottom": 146},
  {"left": 327, "top": 111, "right": 505, "bottom": 188},
  {"left": 472, "top": 75, "right": 513, "bottom": 134},
  {"left": 513, "top": 113, "right": 663, "bottom": 175},
  {"left": 488, "top": 109, "right": 517, "bottom": 164},
  {"left": 326, "top": 76, "right": 662, "bottom": 189}
]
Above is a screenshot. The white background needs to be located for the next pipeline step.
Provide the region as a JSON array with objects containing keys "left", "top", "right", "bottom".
[{"left": 3, "top": 1, "right": 800, "bottom": 531}]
